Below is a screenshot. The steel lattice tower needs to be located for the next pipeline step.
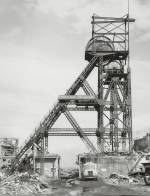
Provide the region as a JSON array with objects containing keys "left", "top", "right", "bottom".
[
  {"left": 13, "top": 14, "right": 135, "bottom": 174},
  {"left": 86, "top": 14, "right": 135, "bottom": 154}
]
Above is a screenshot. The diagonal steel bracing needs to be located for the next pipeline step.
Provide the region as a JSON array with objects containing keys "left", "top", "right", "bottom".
[
  {"left": 64, "top": 110, "right": 98, "bottom": 153},
  {"left": 83, "top": 80, "right": 96, "bottom": 96},
  {"left": 82, "top": 84, "right": 91, "bottom": 95}
]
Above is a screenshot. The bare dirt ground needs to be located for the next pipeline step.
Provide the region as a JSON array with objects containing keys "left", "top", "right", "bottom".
[
  {"left": 2, "top": 176, "right": 150, "bottom": 195},
  {"left": 23, "top": 177, "right": 150, "bottom": 196}
]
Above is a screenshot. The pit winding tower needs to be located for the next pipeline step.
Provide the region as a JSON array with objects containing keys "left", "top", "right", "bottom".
[{"left": 13, "top": 14, "right": 135, "bottom": 174}]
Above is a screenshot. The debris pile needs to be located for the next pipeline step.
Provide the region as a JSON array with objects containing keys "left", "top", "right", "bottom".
[
  {"left": 108, "top": 173, "right": 139, "bottom": 185},
  {"left": 109, "top": 173, "right": 129, "bottom": 182},
  {"left": 60, "top": 168, "right": 79, "bottom": 179},
  {"left": 0, "top": 172, "right": 50, "bottom": 195},
  {"left": 57, "top": 168, "right": 80, "bottom": 188},
  {"left": 65, "top": 178, "right": 80, "bottom": 187}
]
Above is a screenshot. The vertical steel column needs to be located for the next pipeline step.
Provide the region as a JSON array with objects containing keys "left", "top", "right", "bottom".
[
  {"left": 122, "top": 83, "right": 127, "bottom": 152},
  {"left": 52, "top": 161, "right": 55, "bottom": 177},
  {"left": 122, "top": 114, "right": 126, "bottom": 151},
  {"left": 113, "top": 83, "right": 119, "bottom": 154},
  {"left": 127, "top": 13, "right": 133, "bottom": 154},
  {"left": 110, "top": 81, "right": 119, "bottom": 154},
  {"left": 110, "top": 88, "right": 114, "bottom": 152},
  {"left": 127, "top": 68, "right": 132, "bottom": 153},
  {"left": 44, "top": 131, "right": 48, "bottom": 153},
  {"left": 97, "top": 56, "right": 104, "bottom": 153},
  {"left": 40, "top": 133, "right": 44, "bottom": 175},
  {"left": 78, "top": 156, "right": 81, "bottom": 179},
  {"left": 92, "top": 15, "right": 94, "bottom": 38},
  {"left": 33, "top": 143, "right": 36, "bottom": 174},
  {"left": 57, "top": 157, "right": 60, "bottom": 178}
]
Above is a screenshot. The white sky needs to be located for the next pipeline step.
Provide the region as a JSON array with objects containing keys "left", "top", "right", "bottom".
[{"left": 0, "top": 0, "right": 150, "bottom": 167}]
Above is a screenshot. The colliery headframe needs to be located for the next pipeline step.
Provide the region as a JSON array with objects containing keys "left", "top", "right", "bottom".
[{"left": 12, "top": 14, "right": 135, "bottom": 175}]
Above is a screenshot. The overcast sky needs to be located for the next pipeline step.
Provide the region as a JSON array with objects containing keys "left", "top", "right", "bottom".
[{"left": 0, "top": 0, "right": 150, "bottom": 167}]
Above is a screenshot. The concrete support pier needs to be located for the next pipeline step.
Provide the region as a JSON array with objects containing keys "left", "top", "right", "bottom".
[{"left": 35, "top": 152, "right": 60, "bottom": 178}]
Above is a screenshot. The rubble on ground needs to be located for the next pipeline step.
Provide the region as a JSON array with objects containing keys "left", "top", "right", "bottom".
[
  {"left": 65, "top": 178, "right": 80, "bottom": 187},
  {"left": 60, "top": 168, "right": 79, "bottom": 179},
  {"left": 109, "top": 173, "right": 130, "bottom": 182},
  {"left": 0, "top": 167, "right": 80, "bottom": 195},
  {"left": 108, "top": 172, "right": 139, "bottom": 185},
  {"left": 59, "top": 168, "right": 80, "bottom": 188},
  {"left": 0, "top": 172, "right": 50, "bottom": 195}
]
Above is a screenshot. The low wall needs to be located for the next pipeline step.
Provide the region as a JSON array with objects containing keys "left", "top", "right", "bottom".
[{"left": 97, "top": 155, "right": 137, "bottom": 177}]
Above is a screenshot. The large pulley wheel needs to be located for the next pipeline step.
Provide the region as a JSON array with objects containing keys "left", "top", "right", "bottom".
[{"left": 85, "top": 36, "right": 115, "bottom": 65}]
